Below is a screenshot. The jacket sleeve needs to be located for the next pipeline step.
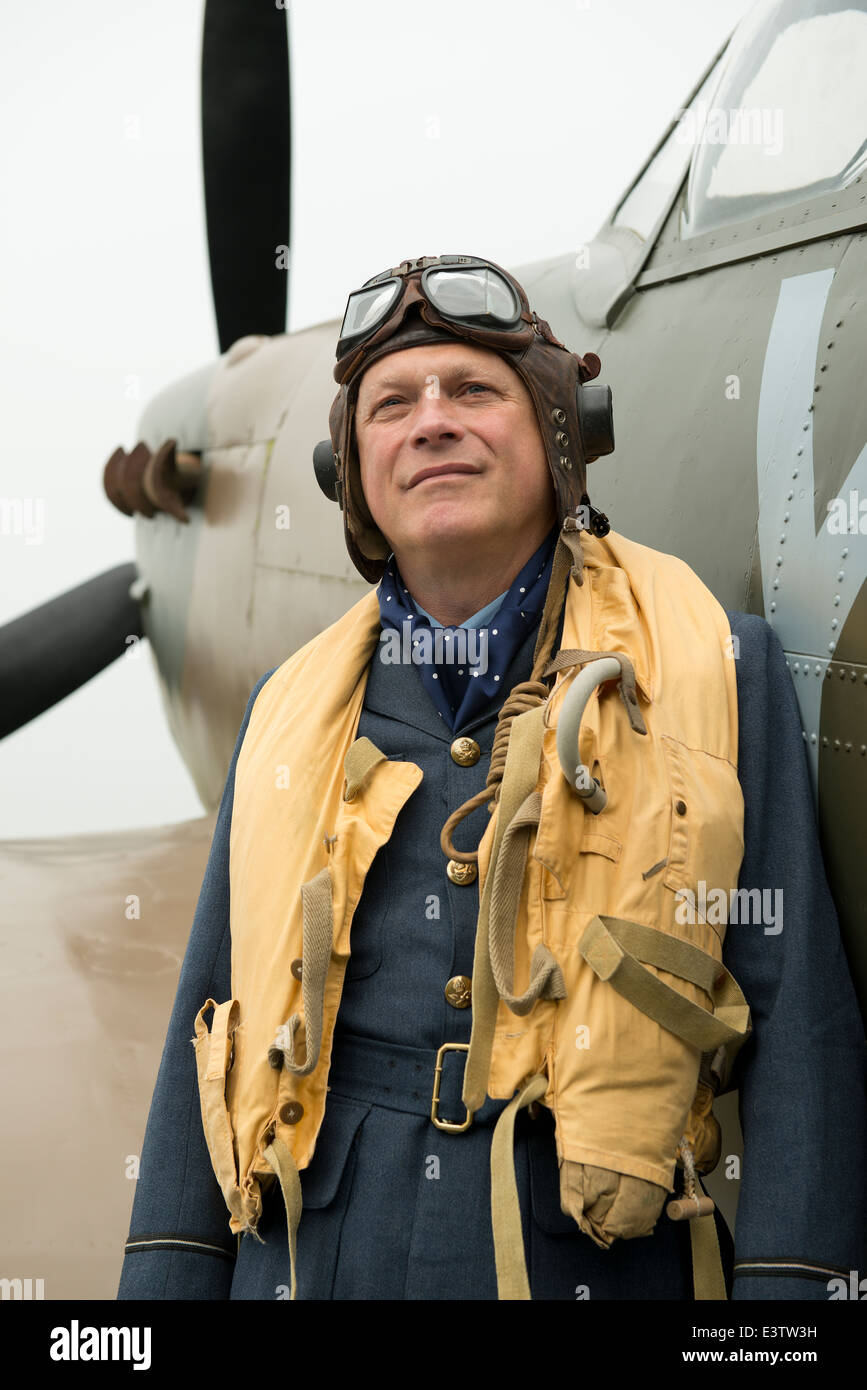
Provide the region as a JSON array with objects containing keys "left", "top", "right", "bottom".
[
  {"left": 117, "top": 667, "right": 278, "bottom": 1300},
  {"left": 722, "top": 612, "right": 866, "bottom": 1300}
]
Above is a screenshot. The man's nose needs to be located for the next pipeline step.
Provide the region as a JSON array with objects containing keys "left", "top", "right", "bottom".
[{"left": 410, "top": 393, "right": 465, "bottom": 447}]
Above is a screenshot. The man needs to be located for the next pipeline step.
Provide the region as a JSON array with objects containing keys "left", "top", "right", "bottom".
[{"left": 119, "top": 254, "right": 865, "bottom": 1301}]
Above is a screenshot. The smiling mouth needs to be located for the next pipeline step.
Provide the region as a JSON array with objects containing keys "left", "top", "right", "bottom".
[{"left": 410, "top": 465, "right": 480, "bottom": 488}]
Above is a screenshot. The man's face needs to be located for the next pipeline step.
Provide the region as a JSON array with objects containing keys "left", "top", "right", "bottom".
[{"left": 354, "top": 341, "right": 555, "bottom": 560}]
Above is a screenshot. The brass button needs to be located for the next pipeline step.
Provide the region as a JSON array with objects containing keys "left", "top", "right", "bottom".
[
  {"left": 450, "top": 736, "right": 481, "bottom": 767},
  {"left": 290, "top": 958, "right": 303, "bottom": 981},
  {"left": 445, "top": 975, "right": 472, "bottom": 1009},
  {"left": 447, "top": 859, "right": 478, "bottom": 885},
  {"left": 279, "top": 1101, "right": 304, "bottom": 1125},
  {"left": 675, "top": 799, "right": 687, "bottom": 816}
]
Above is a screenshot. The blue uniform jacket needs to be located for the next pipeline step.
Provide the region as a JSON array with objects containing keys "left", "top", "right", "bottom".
[{"left": 117, "top": 612, "right": 866, "bottom": 1300}]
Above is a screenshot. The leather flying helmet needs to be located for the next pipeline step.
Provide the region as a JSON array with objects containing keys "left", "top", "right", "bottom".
[{"left": 313, "top": 254, "right": 614, "bottom": 582}]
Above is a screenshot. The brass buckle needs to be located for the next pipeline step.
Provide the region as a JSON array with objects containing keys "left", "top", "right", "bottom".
[{"left": 431, "top": 1042, "right": 474, "bottom": 1133}]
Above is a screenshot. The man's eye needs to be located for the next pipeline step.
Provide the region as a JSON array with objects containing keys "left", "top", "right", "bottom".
[
  {"left": 376, "top": 396, "right": 402, "bottom": 410},
  {"left": 464, "top": 383, "right": 490, "bottom": 395}
]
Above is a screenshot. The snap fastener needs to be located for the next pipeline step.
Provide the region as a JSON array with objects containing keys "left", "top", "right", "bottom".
[
  {"left": 290, "top": 958, "right": 303, "bottom": 981},
  {"left": 450, "top": 736, "right": 481, "bottom": 766},
  {"left": 279, "top": 1101, "right": 304, "bottom": 1125},
  {"left": 447, "top": 859, "right": 478, "bottom": 885},
  {"left": 555, "top": 430, "right": 570, "bottom": 447},
  {"left": 675, "top": 799, "right": 687, "bottom": 816},
  {"left": 559, "top": 455, "right": 572, "bottom": 471},
  {"left": 445, "top": 975, "right": 472, "bottom": 1009},
  {"left": 551, "top": 407, "right": 567, "bottom": 424}
]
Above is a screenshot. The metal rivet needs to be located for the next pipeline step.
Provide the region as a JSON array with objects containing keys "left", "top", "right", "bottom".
[
  {"left": 559, "top": 455, "right": 572, "bottom": 471},
  {"left": 555, "top": 430, "right": 570, "bottom": 447},
  {"left": 551, "top": 407, "right": 567, "bottom": 424}
]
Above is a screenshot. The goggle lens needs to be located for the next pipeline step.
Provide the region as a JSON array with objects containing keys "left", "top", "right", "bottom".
[
  {"left": 340, "top": 280, "right": 401, "bottom": 341},
  {"left": 424, "top": 266, "right": 520, "bottom": 325}
]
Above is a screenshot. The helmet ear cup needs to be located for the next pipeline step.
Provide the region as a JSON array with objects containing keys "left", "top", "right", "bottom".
[
  {"left": 313, "top": 439, "right": 339, "bottom": 502},
  {"left": 577, "top": 382, "right": 615, "bottom": 463}
]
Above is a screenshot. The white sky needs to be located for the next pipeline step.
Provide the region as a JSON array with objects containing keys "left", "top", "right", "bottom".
[{"left": 0, "top": 0, "right": 750, "bottom": 838}]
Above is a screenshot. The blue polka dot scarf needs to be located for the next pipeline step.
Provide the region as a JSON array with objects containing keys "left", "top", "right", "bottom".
[{"left": 376, "top": 525, "right": 558, "bottom": 731}]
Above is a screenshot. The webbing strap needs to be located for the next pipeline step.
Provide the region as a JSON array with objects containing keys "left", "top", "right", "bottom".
[
  {"left": 270, "top": 866, "right": 334, "bottom": 1075},
  {"left": 204, "top": 998, "right": 238, "bottom": 1081},
  {"left": 690, "top": 1179, "right": 728, "bottom": 1300},
  {"left": 529, "top": 526, "right": 580, "bottom": 679},
  {"left": 490, "top": 1074, "right": 548, "bottom": 1300},
  {"left": 263, "top": 1138, "right": 303, "bottom": 1301},
  {"left": 463, "top": 704, "right": 548, "bottom": 1110},
  {"left": 544, "top": 647, "right": 647, "bottom": 735},
  {"left": 193, "top": 997, "right": 245, "bottom": 1230},
  {"left": 488, "top": 790, "right": 566, "bottom": 1014},
  {"left": 580, "top": 915, "right": 751, "bottom": 1053},
  {"left": 344, "top": 737, "right": 386, "bottom": 800}
]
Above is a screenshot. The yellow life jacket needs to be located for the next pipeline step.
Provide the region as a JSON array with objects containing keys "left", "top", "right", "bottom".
[{"left": 193, "top": 527, "right": 750, "bottom": 1296}]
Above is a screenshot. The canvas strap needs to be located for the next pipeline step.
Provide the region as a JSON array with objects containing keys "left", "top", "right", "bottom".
[
  {"left": 490, "top": 1073, "right": 549, "bottom": 1299},
  {"left": 263, "top": 1137, "right": 303, "bottom": 1300}
]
